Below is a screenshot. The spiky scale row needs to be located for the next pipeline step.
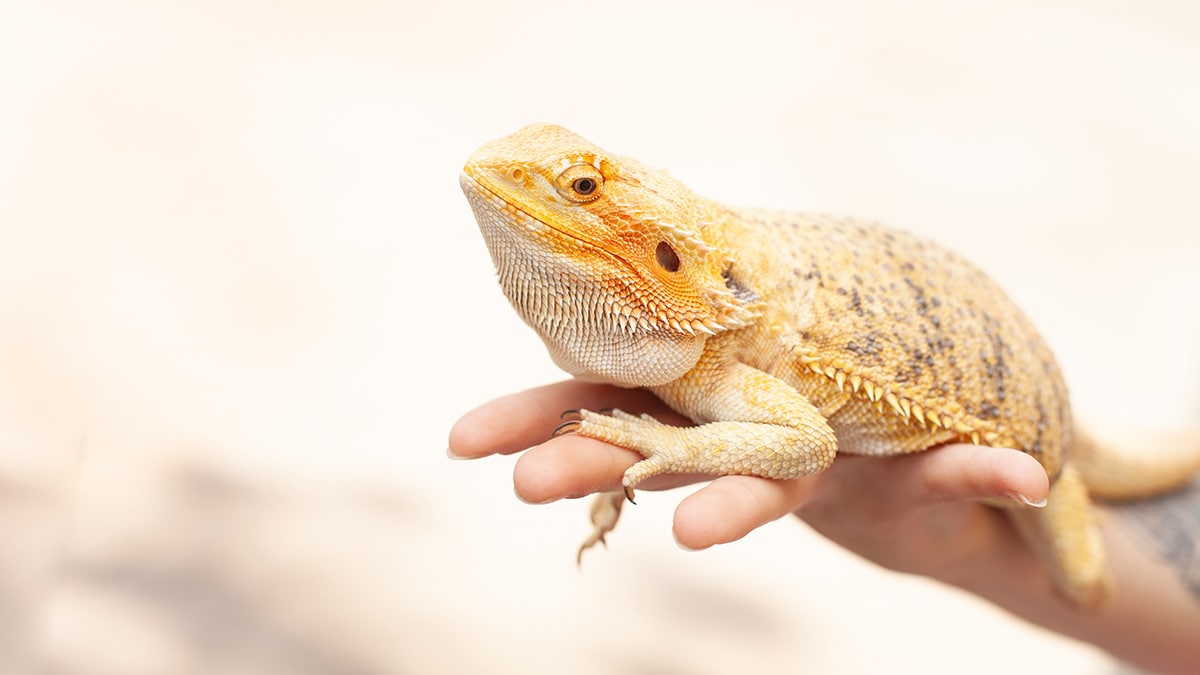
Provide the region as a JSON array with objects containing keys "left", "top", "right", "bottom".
[
  {"left": 804, "top": 355, "right": 987, "bottom": 444},
  {"left": 607, "top": 295, "right": 735, "bottom": 336}
]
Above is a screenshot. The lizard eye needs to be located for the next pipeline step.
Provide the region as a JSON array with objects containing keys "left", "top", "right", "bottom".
[
  {"left": 556, "top": 164, "right": 604, "bottom": 203},
  {"left": 571, "top": 177, "right": 597, "bottom": 196},
  {"left": 655, "top": 241, "right": 680, "bottom": 272}
]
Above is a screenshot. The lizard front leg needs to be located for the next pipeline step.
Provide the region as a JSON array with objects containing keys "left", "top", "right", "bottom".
[
  {"left": 572, "top": 341, "right": 838, "bottom": 559},
  {"left": 578, "top": 403, "right": 837, "bottom": 498}
]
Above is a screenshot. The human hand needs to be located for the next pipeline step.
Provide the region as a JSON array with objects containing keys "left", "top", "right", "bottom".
[
  {"left": 451, "top": 381, "right": 1200, "bottom": 672},
  {"left": 448, "top": 380, "right": 1050, "bottom": 583}
]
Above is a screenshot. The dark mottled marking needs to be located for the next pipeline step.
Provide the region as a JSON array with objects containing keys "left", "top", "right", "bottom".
[
  {"left": 723, "top": 264, "right": 759, "bottom": 303},
  {"left": 1029, "top": 402, "right": 1048, "bottom": 455},
  {"left": 848, "top": 288, "right": 864, "bottom": 316},
  {"left": 1119, "top": 480, "right": 1200, "bottom": 602},
  {"left": 845, "top": 331, "right": 885, "bottom": 362}
]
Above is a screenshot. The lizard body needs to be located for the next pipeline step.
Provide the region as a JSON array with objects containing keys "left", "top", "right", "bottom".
[{"left": 460, "top": 123, "right": 1200, "bottom": 608}]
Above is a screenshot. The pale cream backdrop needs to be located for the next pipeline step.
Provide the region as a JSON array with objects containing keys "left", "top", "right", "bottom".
[{"left": 2, "top": 1, "right": 1198, "bottom": 673}]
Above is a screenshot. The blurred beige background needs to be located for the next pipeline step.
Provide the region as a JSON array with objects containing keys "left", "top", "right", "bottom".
[{"left": 2, "top": 1, "right": 1198, "bottom": 673}]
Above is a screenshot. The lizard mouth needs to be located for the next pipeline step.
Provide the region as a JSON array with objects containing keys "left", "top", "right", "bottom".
[
  {"left": 460, "top": 169, "right": 646, "bottom": 283},
  {"left": 459, "top": 171, "right": 542, "bottom": 228},
  {"left": 459, "top": 170, "right": 599, "bottom": 251}
]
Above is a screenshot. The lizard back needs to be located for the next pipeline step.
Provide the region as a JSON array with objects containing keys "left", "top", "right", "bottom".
[{"left": 721, "top": 207, "right": 1072, "bottom": 476}]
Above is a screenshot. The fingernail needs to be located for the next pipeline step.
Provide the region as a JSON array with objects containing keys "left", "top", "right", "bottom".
[
  {"left": 446, "top": 446, "right": 468, "bottom": 460},
  {"left": 1007, "top": 491, "right": 1047, "bottom": 508}
]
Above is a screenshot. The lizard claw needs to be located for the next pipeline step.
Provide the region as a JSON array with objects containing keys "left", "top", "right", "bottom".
[
  {"left": 559, "top": 408, "right": 582, "bottom": 420},
  {"left": 552, "top": 419, "right": 582, "bottom": 437},
  {"left": 622, "top": 485, "right": 637, "bottom": 504}
]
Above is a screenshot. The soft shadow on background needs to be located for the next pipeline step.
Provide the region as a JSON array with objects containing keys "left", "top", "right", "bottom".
[{"left": 2, "top": 1, "right": 1198, "bottom": 673}]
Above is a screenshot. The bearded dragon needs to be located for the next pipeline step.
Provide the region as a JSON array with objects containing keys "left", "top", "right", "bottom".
[{"left": 459, "top": 123, "right": 1200, "bottom": 608}]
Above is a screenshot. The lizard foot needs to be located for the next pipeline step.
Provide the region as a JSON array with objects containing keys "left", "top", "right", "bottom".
[
  {"left": 576, "top": 491, "right": 624, "bottom": 566},
  {"left": 574, "top": 408, "right": 692, "bottom": 498},
  {"left": 553, "top": 408, "right": 612, "bottom": 437}
]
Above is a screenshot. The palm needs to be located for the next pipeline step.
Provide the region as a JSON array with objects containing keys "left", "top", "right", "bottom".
[{"left": 449, "top": 380, "right": 1047, "bottom": 581}]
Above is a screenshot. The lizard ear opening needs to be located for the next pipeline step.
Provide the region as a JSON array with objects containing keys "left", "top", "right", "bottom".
[{"left": 655, "top": 241, "right": 681, "bottom": 272}]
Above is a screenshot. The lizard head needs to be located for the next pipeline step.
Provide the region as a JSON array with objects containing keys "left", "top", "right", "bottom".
[{"left": 461, "top": 123, "right": 754, "bottom": 387}]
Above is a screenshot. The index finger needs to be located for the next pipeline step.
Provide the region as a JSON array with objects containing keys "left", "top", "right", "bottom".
[{"left": 447, "top": 380, "right": 677, "bottom": 459}]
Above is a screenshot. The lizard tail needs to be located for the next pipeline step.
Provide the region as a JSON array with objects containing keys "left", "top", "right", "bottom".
[{"left": 1072, "top": 425, "right": 1200, "bottom": 501}]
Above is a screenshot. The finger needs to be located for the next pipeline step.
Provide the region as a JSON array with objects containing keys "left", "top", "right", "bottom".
[
  {"left": 447, "top": 380, "right": 677, "bottom": 459},
  {"left": 672, "top": 475, "right": 819, "bottom": 550},
  {"left": 807, "top": 444, "right": 1050, "bottom": 517},
  {"left": 670, "top": 445, "right": 1049, "bottom": 551},
  {"left": 894, "top": 444, "right": 1049, "bottom": 508},
  {"left": 513, "top": 434, "right": 710, "bottom": 504}
]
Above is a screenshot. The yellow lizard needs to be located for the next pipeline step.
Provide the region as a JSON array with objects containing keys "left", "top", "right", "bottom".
[{"left": 459, "top": 123, "right": 1200, "bottom": 608}]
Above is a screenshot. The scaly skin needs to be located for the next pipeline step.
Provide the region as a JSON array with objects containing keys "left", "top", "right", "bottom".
[{"left": 462, "top": 124, "right": 1121, "bottom": 607}]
